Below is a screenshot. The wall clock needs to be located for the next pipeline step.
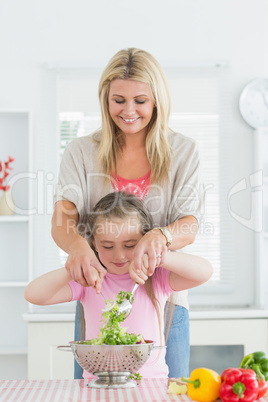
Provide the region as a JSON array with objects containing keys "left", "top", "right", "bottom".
[{"left": 239, "top": 78, "right": 268, "bottom": 129}]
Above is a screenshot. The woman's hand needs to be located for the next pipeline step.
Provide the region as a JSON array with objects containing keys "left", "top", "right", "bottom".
[
  {"left": 52, "top": 200, "right": 106, "bottom": 293},
  {"left": 131, "top": 229, "right": 168, "bottom": 277},
  {"left": 66, "top": 238, "right": 107, "bottom": 293},
  {"left": 129, "top": 254, "right": 150, "bottom": 284}
]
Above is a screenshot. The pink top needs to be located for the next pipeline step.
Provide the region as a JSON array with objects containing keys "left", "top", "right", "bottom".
[
  {"left": 111, "top": 170, "right": 151, "bottom": 200},
  {"left": 69, "top": 267, "right": 173, "bottom": 379}
]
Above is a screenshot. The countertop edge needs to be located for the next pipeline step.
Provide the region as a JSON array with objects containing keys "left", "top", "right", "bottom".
[{"left": 23, "top": 309, "right": 268, "bottom": 322}]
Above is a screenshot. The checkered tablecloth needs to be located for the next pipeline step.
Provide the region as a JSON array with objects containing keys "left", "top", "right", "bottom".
[
  {"left": 1, "top": 379, "right": 268, "bottom": 402},
  {"left": 0, "top": 378, "right": 188, "bottom": 402}
]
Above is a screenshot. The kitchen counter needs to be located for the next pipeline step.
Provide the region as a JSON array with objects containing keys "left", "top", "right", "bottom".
[
  {"left": 0, "top": 379, "right": 268, "bottom": 402},
  {"left": 23, "top": 307, "right": 268, "bottom": 322},
  {"left": 23, "top": 309, "right": 268, "bottom": 380}
]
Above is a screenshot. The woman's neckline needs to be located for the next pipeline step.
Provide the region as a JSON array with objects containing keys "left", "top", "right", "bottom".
[{"left": 112, "top": 169, "right": 151, "bottom": 183}]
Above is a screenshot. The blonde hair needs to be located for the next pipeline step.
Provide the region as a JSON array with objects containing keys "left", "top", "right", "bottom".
[{"left": 94, "top": 48, "right": 172, "bottom": 184}]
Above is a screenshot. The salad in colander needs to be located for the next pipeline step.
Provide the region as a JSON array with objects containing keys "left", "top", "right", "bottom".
[{"left": 82, "top": 291, "right": 145, "bottom": 346}]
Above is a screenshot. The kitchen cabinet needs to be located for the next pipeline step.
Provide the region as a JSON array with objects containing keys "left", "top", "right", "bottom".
[
  {"left": 0, "top": 110, "right": 32, "bottom": 379},
  {"left": 24, "top": 312, "right": 268, "bottom": 380},
  {"left": 190, "top": 318, "right": 268, "bottom": 373},
  {"left": 25, "top": 317, "right": 74, "bottom": 380}
]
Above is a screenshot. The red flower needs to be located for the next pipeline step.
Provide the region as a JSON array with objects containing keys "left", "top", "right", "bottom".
[{"left": 0, "top": 156, "right": 15, "bottom": 191}]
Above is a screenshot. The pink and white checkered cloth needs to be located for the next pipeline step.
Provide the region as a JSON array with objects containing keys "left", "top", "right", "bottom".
[
  {"left": 1, "top": 379, "right": 267, "bottom": 402},
  {"left": 0, "top": 378, "right": 189, "bottom": 401}
]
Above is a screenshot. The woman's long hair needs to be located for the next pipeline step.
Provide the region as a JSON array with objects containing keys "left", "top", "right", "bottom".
[{"left": 94, "top": 48, "right": 172, "bottom": 184}]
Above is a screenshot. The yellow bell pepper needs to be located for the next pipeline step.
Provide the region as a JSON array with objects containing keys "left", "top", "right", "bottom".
[{"left": 181, "top": 368, "right": 221, "bottom": 402}]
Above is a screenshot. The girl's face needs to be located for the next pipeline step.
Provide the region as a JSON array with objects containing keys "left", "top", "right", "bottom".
[
  {"left": 108, "top": 79, "right": 155, "bottom": 139},
  {"left": 93, "top": 216, "right": 143, "bottom": 275}
]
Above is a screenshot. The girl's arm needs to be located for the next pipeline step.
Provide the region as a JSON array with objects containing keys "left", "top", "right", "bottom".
[
  {"left": 161, "top": 252, "right": 213, "bottom": 292},
  {"left": 24, "top": 268, "right": 73, "bottom": 306}
]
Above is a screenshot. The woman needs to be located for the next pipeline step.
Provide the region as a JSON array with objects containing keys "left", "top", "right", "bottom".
[{"left": 52, "top": 48, "right": 200, "bottom": 378}]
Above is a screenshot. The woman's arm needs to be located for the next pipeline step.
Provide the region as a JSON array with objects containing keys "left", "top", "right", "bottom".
[
  {"left": 24, "top": 268, "right": 73, "bottom": 305},
  {"left": 51, "top": 200, "right": 82, "bottom": 254},
  {"left": 161, "top": 251, "right": 213, "bottom": 292},
  {"left": 132, "top": 215, "right": 198, "bottom": 276},
  {"left": 51, "top": 200, "right": 106, "bottom": 292},
  {"left": 165, "top": 215, "right": 198, "bottom": 250}
]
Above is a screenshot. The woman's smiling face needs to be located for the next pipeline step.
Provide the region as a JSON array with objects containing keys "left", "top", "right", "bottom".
[
  {"left": 108, "top": 79, "right": 155, "bottom": 139},
  {"left": 92, "top": 216, "right": 143, "bottom": 275}
]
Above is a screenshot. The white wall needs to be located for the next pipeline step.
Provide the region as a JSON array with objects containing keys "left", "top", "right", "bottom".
[
  {"left": 1, "top": 0, "right": 267, "bottom": 71},
  {"left": 0, "top": 0, "right": 267, "bottom": 306}
]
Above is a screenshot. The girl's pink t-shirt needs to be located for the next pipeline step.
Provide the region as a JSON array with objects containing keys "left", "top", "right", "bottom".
[{"left": 69, "top": 267, "right": 173, "bottom": 379}]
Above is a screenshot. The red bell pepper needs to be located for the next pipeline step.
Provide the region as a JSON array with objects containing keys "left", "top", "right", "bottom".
[
  {"left": 257, "top": 378, "right": 268, "bottom": 399},
  {"left": 249, "top": 363, "right": 268, "bottom": 398},
  {"left": 220, "top": 368, "right": 259, "bottom": 402}
]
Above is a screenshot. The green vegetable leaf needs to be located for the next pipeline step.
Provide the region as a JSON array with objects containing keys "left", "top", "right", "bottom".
[
  {"left": 82, "top": 291, "right": 144, "bottom": 346},
  {"left": 129, "top": 372, "right": 143, "bottom": 381}
]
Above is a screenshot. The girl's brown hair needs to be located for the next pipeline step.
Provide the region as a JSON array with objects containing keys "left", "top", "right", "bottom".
[{"left": 80, "top": 191, "right": 163, "bottom": 343}]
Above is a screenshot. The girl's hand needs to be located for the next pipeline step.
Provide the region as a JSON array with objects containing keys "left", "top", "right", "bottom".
[
  {"left": 129, "top": 254, "right": 150, "bottom": 284},
  {"left": 132, "top": 229, "right": 167, "bottom": 276},
  {"left": 65, "top": 238, "right": 106, "bottom": 293}
]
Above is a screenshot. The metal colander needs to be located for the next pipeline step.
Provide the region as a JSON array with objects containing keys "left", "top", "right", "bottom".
[{"left": 58, "top": 340, "right": 164, "bottom": 388}]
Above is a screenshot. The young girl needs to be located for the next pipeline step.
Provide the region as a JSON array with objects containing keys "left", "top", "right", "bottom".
[{"left": 26, "top": 192, "right": 212, "bottom": 379}]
